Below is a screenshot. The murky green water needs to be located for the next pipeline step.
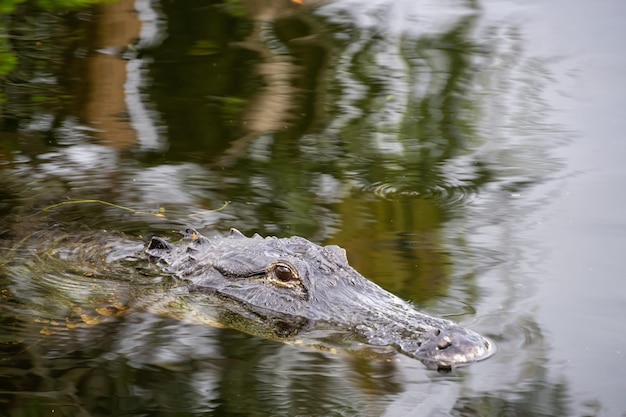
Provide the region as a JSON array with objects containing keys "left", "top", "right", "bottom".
[{"left": 1, "top": 0, "right": 625, "bottom": 416}]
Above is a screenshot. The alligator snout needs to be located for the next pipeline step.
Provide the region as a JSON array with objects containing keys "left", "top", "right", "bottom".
[{"left": 412, "top": 326, "right": 494, "bottom": 370}]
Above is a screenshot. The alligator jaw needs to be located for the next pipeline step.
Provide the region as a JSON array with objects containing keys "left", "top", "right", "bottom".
[{"left": 346, "top": 294, "right": 495, "bottom": 369}]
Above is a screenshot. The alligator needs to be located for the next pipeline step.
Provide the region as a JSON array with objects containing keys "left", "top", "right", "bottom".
[
  {"left": 2, "top": 225, "right": 494, "bottom": 370},
  {"left": 143, "top": 228, "right": 494, "bottom": 369}
]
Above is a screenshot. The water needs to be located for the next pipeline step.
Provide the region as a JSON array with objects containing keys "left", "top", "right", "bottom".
[{"left": 1, "top": 0, "right": 625, "bottom": 416}]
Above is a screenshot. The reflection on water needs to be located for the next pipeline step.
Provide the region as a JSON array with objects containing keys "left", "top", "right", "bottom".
[
  {"left": 0, "top": 0, "right": 618, "bottom": 415},
  {"left": 0, "top": 313, "right": 404, "bottom": 416}
]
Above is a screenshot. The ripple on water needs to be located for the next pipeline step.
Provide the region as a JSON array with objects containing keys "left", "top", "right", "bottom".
[{"left": 362, "top": 180, "right": 480, "bottom": 208}]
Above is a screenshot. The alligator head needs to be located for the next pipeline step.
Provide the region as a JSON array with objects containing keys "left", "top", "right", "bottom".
[{"left": 146, "top": 228, "right": 494, "bottom": 369}]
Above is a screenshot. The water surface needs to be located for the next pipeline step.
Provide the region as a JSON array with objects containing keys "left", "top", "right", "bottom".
[{"left": 1, "top": 0, "right": 625, "bottom": 416}]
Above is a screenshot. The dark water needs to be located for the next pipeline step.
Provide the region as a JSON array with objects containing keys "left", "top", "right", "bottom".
[{"left": 1, "top": 0, "right": 625, "bottom": 416}]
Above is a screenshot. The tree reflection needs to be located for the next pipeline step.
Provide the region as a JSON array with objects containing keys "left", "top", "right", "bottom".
[
  {"left": 0, "top": 0, "right": 120, "bottom": 132},
  {"left": 0, "top": 0, "right": 585, "bottom": 416}
]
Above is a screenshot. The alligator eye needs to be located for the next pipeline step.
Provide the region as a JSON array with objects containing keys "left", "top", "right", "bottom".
[
  {"left": 273, "top": 264, "right": 295, "bottom": 282},
  {"left": 269, "top": 263, "right": 308, "bottom": 299}
]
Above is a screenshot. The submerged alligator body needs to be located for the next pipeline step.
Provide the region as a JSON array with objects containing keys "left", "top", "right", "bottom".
[
  {"left": 2, "top": 225, "right": 494, "bottom": 369},
  {"left": 143, "top": 228, "right": 494, "bottom": 369}
]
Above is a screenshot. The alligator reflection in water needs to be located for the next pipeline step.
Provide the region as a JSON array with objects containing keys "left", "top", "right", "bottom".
[{"left": 3, "top": 226, "right": 494, "bottom": 370}]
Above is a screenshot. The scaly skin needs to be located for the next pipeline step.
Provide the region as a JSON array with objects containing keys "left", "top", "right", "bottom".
[{"left": 145, "top": 228, "right": 495, "bottom": 369}]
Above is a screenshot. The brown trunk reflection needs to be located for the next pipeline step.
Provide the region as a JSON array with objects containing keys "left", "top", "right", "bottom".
[{"left": 83, "top": 0, "right": 140, "bottom": 149}]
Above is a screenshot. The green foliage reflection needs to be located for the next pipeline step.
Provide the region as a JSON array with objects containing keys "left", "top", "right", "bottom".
[
  {"left": 0, "top": 42, "right": 17, "bottom": 76},
  {"left": 0, "top": 0, "right": 24, "bottom": 14},
  {"left": 1, "top": 0, "right": 114, "bottom": 12},
  {"left": 0, "top": 0, "right": 116, "bottom": 128}
]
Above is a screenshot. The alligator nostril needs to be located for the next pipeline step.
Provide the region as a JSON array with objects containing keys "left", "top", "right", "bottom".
[
  {"left": 434, "top": 329, "right": 441, "bottom": 336},
  {"left": 437, "top": 336, "right": 452, "bottom": 350}
]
